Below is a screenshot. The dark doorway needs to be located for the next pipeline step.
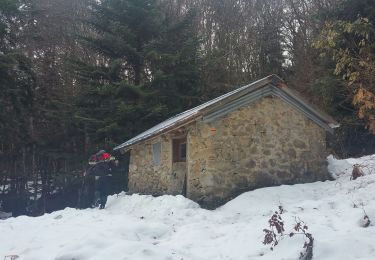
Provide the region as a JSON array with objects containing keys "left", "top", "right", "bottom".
[{"left": 172, "top": 137, "right": 187, "bottom": 196}]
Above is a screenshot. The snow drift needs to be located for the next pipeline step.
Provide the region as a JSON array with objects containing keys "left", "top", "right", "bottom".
[{"left": 1, "top": 155, "right": 375, "bottom": 260}]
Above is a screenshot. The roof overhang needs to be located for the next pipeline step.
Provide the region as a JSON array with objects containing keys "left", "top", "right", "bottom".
[
  {"left": 202, "top": 84, "right": 338, "bottom": 133},
  {"left": 114, "top": 75, "right": 339, "bottom": 151}
]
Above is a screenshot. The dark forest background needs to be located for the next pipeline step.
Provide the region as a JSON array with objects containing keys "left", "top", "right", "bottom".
[{"left": 1, "top": 0, "right": 375, "bottom": 216}]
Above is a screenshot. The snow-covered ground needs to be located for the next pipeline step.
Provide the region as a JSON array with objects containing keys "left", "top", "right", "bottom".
[{"left": 1, "top": 155, "right": 375, "bottom": 260}]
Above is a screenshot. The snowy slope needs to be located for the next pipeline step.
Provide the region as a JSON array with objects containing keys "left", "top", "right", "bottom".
[{"left": 1, "top": 156, "right": 375, "bottom": 260}]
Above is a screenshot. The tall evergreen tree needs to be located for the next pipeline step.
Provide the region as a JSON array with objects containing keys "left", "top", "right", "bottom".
[
  {"left": 73, "top": 0, "right": 203, "bottom": 149},
  {"left": 0, "top": 0, "right": 36, "bottom": 216},
  {"left": 0, "top": 0, "right": 35, "bottom": 153},
  {"left": 147, "top": 9, "right": 203, "bottom": 115},
  {"left": 72, "top": 0, "right": 161, "bottom": 148}
]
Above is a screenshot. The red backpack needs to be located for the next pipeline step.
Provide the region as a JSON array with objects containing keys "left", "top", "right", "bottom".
[{"left": 101, "top": 153, "right": 110, "bottom": 161}]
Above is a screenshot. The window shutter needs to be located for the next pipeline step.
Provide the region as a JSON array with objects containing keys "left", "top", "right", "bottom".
[{"left": 153, "top": 142, "right": 161, "bottom": 166}]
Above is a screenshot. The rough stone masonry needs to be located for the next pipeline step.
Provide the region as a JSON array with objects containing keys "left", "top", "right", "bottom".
[{"left": 127, "top": 95, "right": 329, "bottom": 207}]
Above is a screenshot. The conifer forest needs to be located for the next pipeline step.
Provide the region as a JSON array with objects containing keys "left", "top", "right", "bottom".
[{"left": 1, "top": 0, "right": 375, "bottom": 216}]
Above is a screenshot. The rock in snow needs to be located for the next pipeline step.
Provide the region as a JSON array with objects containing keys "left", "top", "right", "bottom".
[{"left": 1, "top": 155, "right": 375, "bottom": 260}]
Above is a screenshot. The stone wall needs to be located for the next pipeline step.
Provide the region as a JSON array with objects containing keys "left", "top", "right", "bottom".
[
  {"left": 186, "top": 96, "right": 329, "bottom": 206},
  {"left": 128, "top": 135, "right": 186, "bottom": 195},
  {"left": 127, "top": 95, "right": 329, "bottom": 207}
]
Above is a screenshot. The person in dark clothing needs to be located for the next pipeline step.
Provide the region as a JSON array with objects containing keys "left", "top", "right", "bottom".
[{"left": 85, "top": 150, "right": 117, "bottom": 209}]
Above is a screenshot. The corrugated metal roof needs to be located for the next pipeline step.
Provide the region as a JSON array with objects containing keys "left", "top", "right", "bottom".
[{"left": 114, "top": 75, "right": 339, "bottom": 151}]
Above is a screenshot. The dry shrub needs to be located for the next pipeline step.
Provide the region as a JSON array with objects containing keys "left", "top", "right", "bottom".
[
  {"left": 351, "top": 164, "right": 364, "bottom": 180},
  {"left": 262, "top": 206, "right": 314, "bottom": 260}
]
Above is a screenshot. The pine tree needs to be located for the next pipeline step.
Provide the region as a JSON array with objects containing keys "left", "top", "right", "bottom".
[
  {"left": 147, "top": 9, "right": 203, "bottom": 116},
  {"left": 0, "top": 0, "right": 35, "bottom": 150},
  {"left": 72, "top": 0, "right": 203, "bottom": 149},
  {"left": 72, "top": 0, "right": 160, "bottom": 148}
]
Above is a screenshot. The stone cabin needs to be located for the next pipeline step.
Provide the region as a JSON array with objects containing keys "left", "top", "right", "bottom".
[{"left": 114, "top": 75, "right": 339, "bottom": 206}]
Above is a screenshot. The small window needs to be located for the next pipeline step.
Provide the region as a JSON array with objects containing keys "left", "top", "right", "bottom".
[
  {"left": 180, "top": 143, "right": 187, "bottom": 160},
  {"left": 153, "top": 142, "right": 161, "bottom": 166},
  {"left": 173, "top": 138, "right": 187, "bottom": 162}
]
